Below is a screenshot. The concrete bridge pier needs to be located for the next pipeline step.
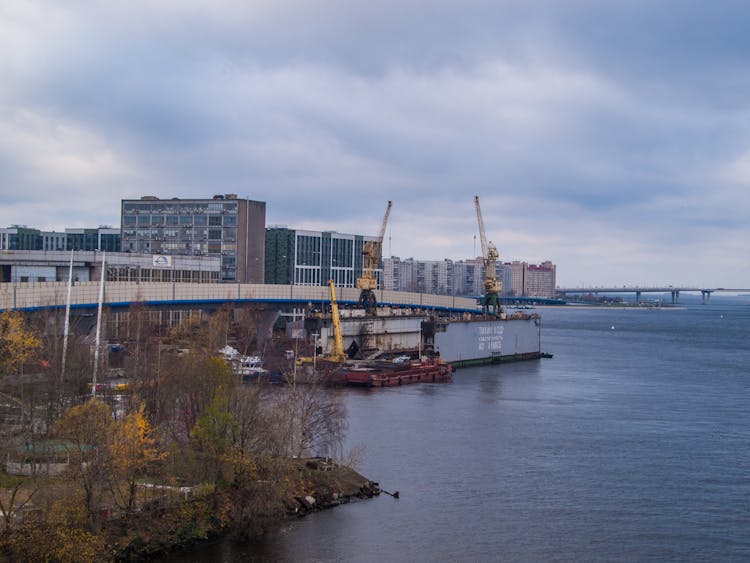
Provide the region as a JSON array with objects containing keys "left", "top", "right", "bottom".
[
  {"left": 635, "top": 291, "right": 641, "bottom": 303},
  {"left": 701, "top": 290, "right": 712, "bottom": 304},
  {"left": 671, "top": 290, "right": 680, "bottom": 304}
]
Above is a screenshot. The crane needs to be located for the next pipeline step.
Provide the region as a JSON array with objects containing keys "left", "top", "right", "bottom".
[
  {"left": 474, "top": 195, "right": 502, "bottom": 315},
  {"left": 327, "top": 279, "right": 347, "bottom": 363},
  {"left": 357, "top": 200, "right": 392, "bottom": 314},
  {"left": 296, "top": 279, "right": 347, "bottom": 366}
]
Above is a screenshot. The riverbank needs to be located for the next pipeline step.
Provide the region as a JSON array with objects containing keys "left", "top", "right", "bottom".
[
  {"left": 1, "top": 458, "right": 380, "bottom": 561},
  {"left": 114, "top": 458, "right": 380, "bottom": 560}
]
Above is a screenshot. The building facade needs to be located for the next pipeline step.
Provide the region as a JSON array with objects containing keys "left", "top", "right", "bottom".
[
  {"left": 265, "top": 227, "right": 378, "bottom": 288},
  {"left": 383, "top": 256, "right": 555, "bottom": 298},
  {"left": 0, "top": 227, "right": 43, "bottom": 251},
  {"left": 2, "top": 226, "right": 120, "bottom": 253},
  {"left": 383, "top": 257, "right": 455, "bottom": 295},
  {"left": 63, "top": 228, "right": 120, "bottom": 252},
  {"left": 0, "top": 250, "right": 220, "bottom": 284},
  {"left": 120, "top": 195, "right": 266, "bottom": 283},
  {"left": 522, "top": 261, "right": 557, "bottom": 298}
]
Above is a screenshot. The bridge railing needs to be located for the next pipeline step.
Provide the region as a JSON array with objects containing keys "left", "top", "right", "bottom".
[{"left": 0, "top": 282, "right": 480, "bottom": 312}]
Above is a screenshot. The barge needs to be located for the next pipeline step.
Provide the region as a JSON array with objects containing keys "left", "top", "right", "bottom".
[{"left": 342, "top": 358, "right": 452, "bottom": 387}]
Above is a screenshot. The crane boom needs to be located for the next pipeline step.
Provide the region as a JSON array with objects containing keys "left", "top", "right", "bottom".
[
  {"left": 474, "top": 195, "right": 489, "bottom": 260},
  {"left": 328, "top": 279, "right": 346, "bottom": 361},
  {"left": 295, "top": 280, "right": 347, "bottom": 366},
  {"left": 474, "top": 195, "right": 502, "bottom": 315}
]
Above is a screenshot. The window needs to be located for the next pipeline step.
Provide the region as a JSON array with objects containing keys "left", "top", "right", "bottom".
[
  {"left": 124, "top": 216, "right": 136, "bottom": 226},
  {"left": 208, "top": 229, "right": 222, "bottom": 240},
  {"left": 179, "top": 215, "right": 192, "bottom": 225},
  {"left": 194, "top": 215, "right": 207, "bottom": 226},
  {"left": 166, "top": 215, "right": 179, "bottom": 226},
  {"left": 223, "top": 215, "right": 236, "bottom": 226},
  {"left": 296, "top": 235, "right": 322, "bottom": 266},
  {"left": 137, "top": 215, "right": 149, "bottom": 225},
  {"left": 208, "top": 216, "right": 222, "bottom": 226}
]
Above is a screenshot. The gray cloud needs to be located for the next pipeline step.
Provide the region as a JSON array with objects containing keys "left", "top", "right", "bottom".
[{"left": 1, "top": 0, "right": 749, "bottom": 287}]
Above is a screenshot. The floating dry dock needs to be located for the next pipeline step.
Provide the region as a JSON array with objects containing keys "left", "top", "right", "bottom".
[
  {"left": 427, "top": 314, "right": 543, "bottom": 367},
  {"left": 296, "top": 309, "right": 543, "bottom": 368}
]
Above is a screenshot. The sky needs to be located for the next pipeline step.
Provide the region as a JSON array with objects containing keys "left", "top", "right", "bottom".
[{"left": 1, "top": 0, "right": 749, "bottom": 288}]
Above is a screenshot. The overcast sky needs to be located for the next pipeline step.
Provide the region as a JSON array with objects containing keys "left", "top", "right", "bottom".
[{"left": 2, "top": 1, "right": 749, "bottom": 287}]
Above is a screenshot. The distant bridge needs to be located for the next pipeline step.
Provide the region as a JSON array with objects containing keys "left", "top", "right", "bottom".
[
  {"left": 556, "top": 287, "right": 749, "bottom": 304},
  {"left": 0, "top": 281, "right": 480, "bottom": 314}
]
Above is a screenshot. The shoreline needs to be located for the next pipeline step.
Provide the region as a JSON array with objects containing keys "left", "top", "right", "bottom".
[
  {"left": 531, "top": 304, "right": 686, "bottom": 311},
  {"left": 114, "top": 459, "right": 380, "bottom": 560},
  {"left": 2, "top": 459, "right": 380, "bottom": 561}
]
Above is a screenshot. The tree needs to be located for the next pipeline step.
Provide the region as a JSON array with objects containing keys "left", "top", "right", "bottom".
[
  {"left": 0, "top": 311, "right": 41, "bottom": 377},
  {"left": 109, "top": 404, "right": 165, "bottom": 512},
  {"left": 55, "top": 400, "right": 112, "bottom": 531},
  {"left": 282, "top": 382, "right": 347, "bottom": 459},
  {"left": 0, "top": 474, "right": 39, "bottom": 535},
  {"left": 191, "top": 392, "right": 238, "bottom": 483}
]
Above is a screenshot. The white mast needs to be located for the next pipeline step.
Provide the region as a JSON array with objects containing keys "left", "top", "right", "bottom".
[
  {"left": 61, "top": 250, "right": 73, "bottom": 382},
  {"left": 91, "top": 252, "right": 106, "bottom": 398}
]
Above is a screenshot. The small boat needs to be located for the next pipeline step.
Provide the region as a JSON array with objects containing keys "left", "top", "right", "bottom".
[{"left": 342, "top": 358, "right": 452, "bottom": 387}]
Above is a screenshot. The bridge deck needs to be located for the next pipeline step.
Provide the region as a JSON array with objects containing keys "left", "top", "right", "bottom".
[{"left": 0, "top": 281, "right": 480, "bottom": 313}]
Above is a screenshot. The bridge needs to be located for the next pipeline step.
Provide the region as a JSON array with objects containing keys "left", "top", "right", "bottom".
[
  {"left": 0, "top": 281, "right": 481, "bottom": 314},
  {"left": 556, "top": 286, "right": 749, "bottom": 304}
]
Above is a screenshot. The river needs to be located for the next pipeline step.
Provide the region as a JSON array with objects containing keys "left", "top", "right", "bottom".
[{"left": 165, "top": 296, "right": 750, "bottom": 562}]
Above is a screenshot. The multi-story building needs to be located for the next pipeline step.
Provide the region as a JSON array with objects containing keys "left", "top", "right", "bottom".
[
  {"left": 383, "top": 257, "right": 452, "bottom": 294},
  {"left": 383, "top": 256, "right": 401, "bottom": 292},
  {"left": 120, "top": 195, "right": 266, "bottom": 283},
  {"left": 0, "top": 227, "right": 43, "bottom": 251},
  {"left": 265, "top": 227, "right": 377, "bottom": 288},
  {"left": 64, "top": 227, "right": 120, "bottom": 252},
  {"left": 0, "top": 250, "right": 219, "bottom": 284},
  {"left": 523, "top": 261, "right": 557, "bottom": 298},
  {"left": 503, "top": 261, "right": 522, "bottom": 297},
  {"left": 2, "top": 226, "right": 121, "bottom": 252},
  {"left": 41, "top": 231, "right": 67, "bottom": 252},
  {"left": 383, "top": 256, "right": 555, "bottom": 298}
]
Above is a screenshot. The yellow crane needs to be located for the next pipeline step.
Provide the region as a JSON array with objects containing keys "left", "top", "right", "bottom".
[
  {"left": 474, "top": 195, "right": 503, "bottom": 315},
  {"left": 357, "top": 200, "right": 392, "bottom": 314},
  {"left": 327, "top": 279, "right": 347, "bottom": 363},
  {"left": 297, "top": 279, "right": 347, "bottom": 365}
]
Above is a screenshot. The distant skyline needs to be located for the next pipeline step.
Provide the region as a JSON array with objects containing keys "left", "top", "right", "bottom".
[{"left": 2, "top": 1, "right": 749, "bottom": 287}]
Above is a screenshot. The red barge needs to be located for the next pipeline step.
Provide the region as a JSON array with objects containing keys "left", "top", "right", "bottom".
[{"left": 342, "top": 359, "right": 452, "bottom": 387}]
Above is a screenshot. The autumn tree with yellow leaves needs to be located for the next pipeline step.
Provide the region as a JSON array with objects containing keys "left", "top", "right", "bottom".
[
  {"left": 109, "top": 403, "right": 166, "bottom": 512},
  {"left": 0, "top": 311, "right": 41, "bottom": 377}
]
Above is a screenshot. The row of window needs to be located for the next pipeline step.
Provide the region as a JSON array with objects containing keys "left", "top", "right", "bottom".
[
  {"left": 122, "top": 202, "right": 238, "bottom": 214},
  {"left": 105, "top": 267, "right": 219, "bottom": 283},
  {"left": 293, "top": 266, "right": 381, "bottom": 288},
  {"left": 123, "top": 214, "right": 237, "bottom": 227},
  {"left": 123, "top": 227, "right": 237, "bottom": 240},
  {"left": 296, "top": 235, "right": 367, "bottom": 269}
]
